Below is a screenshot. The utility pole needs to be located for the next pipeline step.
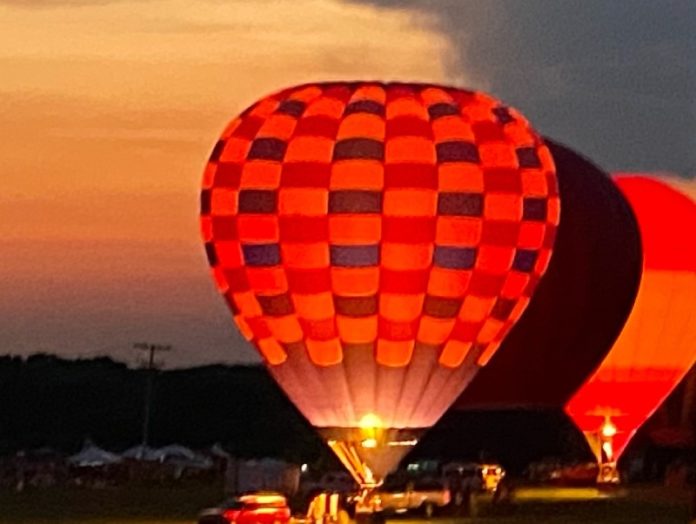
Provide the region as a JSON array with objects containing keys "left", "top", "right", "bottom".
[{"left": 134, "top": 342, "right": 172, "bottom": 448}]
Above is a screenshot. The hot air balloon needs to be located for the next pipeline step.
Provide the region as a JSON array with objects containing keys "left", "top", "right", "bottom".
[
  {"left": 565, "top": 175, "right": 696, "bottom": 482},
  {"left": 456, "top": 140, "right": 642, "bottom": 409},
  {"left": 199, "top": 82, "right": 560, "bottom": 491}
]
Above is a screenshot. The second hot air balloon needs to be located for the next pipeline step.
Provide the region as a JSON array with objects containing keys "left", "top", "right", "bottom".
[
  {"left": 200, "top": 82, "right": 560, "bottom": 490},
  {"left": 566, "top": 175, "right": 696, "bottom": 482}
]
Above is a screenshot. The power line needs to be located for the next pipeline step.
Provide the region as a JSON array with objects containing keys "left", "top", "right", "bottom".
[{"left": 133, "top": 343, "right": 172, "bottom": 448}]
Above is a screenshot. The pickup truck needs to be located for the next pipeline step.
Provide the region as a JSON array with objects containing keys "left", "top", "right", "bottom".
[{"left": 368, "top": 478, "right": 450, "bottom": 518}]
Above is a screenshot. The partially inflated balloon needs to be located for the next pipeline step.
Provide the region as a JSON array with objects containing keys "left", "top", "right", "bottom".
[
  {"left": 200, "top": 82, "right": 560, "bottom": 486},
  {"left": 566, "top": 175, "right": 696, "bottom": 464}
]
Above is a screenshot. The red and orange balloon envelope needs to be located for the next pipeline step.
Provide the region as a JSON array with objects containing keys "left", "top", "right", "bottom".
[
  {"left": 566, "top": 175, "right": 696, "bottom": 463},
  {"left": 200, "top": 82, "right": 559, "bottom": 486}
]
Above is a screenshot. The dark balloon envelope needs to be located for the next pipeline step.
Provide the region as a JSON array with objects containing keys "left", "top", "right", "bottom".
[
  {"left": 200, "top": 82, "right": 560, "bottom": 486},
  {"left": 456, "top": 139, "right": 643, "bottom": 409}
]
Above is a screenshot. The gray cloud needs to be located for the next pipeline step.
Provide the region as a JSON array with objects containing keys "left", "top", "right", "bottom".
[{"left": 348, "top": 0, "right": 695, "bottom": 177}]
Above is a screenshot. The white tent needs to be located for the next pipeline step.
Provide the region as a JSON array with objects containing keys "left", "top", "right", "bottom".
[
  {"left": 68, "top": 443, "right": 122, "bottom": 467},
  {"left": 210, "top": 443, "right": 231, "bottom": 459},
  {"left": 121, "top": 444, "right": 158, "bottom": 461},
  {"left": 150, "top": 444, "right": 214, "bottom": 470},
  {"left": 154, "top": 444, "right": 196, "bottom": 462}
]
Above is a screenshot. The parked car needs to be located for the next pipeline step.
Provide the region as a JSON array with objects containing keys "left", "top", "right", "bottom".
[
  {"left": 366, "top": 477, "right": 450, "bottom": 518},
  {"left": 442, "top": 462, "right": 506, "bottom": 493},
  {"left": 481, "top": 464, "right": 506, "bottom": 492},
  {"left": 546, "top": 461, "right": 598, "bottom": 486},
  {"left": 198, "top": 492, "right": 292, "bottom": 524}
]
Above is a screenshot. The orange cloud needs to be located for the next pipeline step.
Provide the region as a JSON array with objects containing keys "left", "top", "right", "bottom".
[{"left": 0, "top": 0, "right": 457, "bottom": 365}]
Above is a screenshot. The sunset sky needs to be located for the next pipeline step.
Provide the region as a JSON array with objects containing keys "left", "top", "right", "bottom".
[{"left": 1, "top": 0, "right": 694, "bottom": 367}]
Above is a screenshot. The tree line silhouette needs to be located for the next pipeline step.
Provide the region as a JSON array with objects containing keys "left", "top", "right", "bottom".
[{"left": 0, "top": 354, "right": 627, "bottom": 474}]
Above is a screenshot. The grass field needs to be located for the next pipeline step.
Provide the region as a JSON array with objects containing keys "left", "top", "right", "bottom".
[
  {"left": 0, "top": 484, "right": 690, "bottom": 524},
  {"left": 0, "top": 481, "right": 222, "bottom": 523}
]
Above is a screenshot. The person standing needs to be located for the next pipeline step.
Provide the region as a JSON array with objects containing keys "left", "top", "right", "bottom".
[{"left": 307, "top": 492, "right": 327, "bottom": 524}]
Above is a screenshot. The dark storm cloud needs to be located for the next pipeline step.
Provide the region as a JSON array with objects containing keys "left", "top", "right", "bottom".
[{"left": 348, "top": 0, "right": 695, "bottom": 177}]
